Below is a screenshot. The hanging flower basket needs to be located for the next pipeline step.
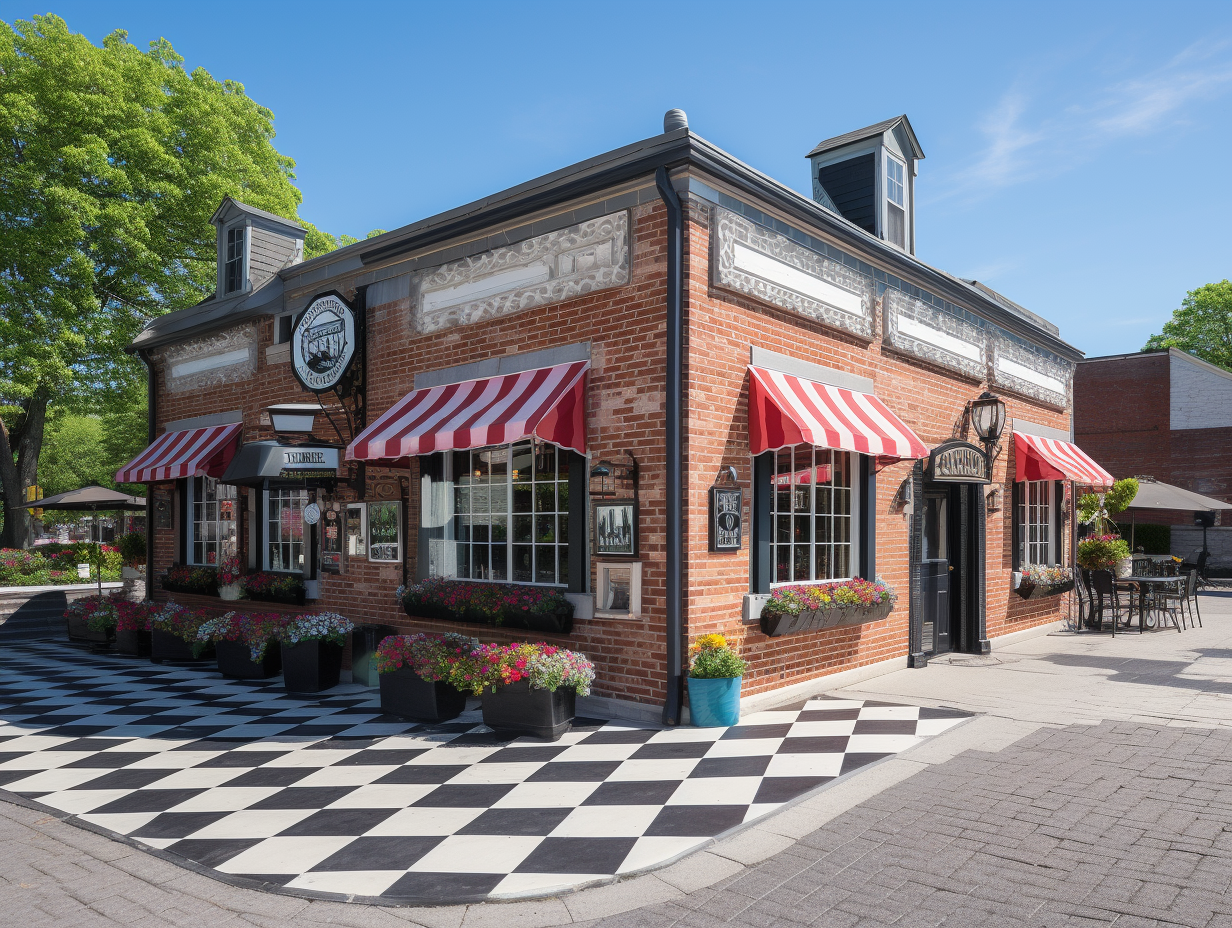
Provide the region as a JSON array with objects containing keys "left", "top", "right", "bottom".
[{"left": 759, "top": 579, "right": 897, "bottom": 638}]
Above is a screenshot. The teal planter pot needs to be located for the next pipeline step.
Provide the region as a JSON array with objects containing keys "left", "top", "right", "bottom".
[{"left": 687, "top": 675, "right": 742, "bottom": 727}]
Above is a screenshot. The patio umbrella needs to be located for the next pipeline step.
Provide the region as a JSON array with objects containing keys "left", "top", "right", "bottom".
[
  {"left": 1122, "top": 479, "right": 1232, "bottom": 554},
  {"left": 11, "top": 486, "right": 146, "bottom": 597}
]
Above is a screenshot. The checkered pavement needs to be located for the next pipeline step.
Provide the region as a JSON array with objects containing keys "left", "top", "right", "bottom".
[{"left": 0, "top": 641, "right": 967, "bottom": 903}]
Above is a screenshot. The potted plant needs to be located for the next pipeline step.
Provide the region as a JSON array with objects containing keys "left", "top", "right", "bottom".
[
  {"left": 64, "top": 595, "right": 117, "bottom": 644},
  {"left": 160, "top": 564, "right": 219, "bottom": 597},
  {"left": 243, "top": 571, "right": 305, "bottom": 605},
  {"left": 1013, "top": 564, "right": 1075, "bottom": 600},
  {"left": 759, "top": 578, "right": 897, "bottom": 637},
  {"left": 376, "top": 632, "right": 475, "bottom": 721},
  {"left": 118, "top": 532, "right": 146, "bottom": 580},
  {"left": 198, "top": 611, "right": 286, "bottom": 679},
  {"left": 470, "top": 641, "right": 595, "bottom": 741},
  {"left": 400, "top": 578, "right": 574, "bottom": 633},
  {"left": 1077, "top": 534, "right": 1131, "bottom": 573},
  {"left": 150, "top": 603, "right": 216, "bottom": 663},
  {"left": 216, "top": 557, "right": 245, "bottom": 601},
  {"left": 114, "top": 600, "right": 158, "bottom": 656},
  {"left": 279, "top": 612, "right": 354, "bottom": 692},
  {"left": 686, "top": 634, "right": 746, "bottom": 727}
]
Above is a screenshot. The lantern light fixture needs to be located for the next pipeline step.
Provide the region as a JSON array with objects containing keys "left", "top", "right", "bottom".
[
  {"left": 266, "top": 403, "right": 319, "bottom": 434},
  {"left": 970, "top": 391, "right": 1007, "bottom": 446}
]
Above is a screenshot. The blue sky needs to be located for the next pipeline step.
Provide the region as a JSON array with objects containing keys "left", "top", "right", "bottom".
[{"left": 11, "top": 1, "right": 1232, "bottom": 357}]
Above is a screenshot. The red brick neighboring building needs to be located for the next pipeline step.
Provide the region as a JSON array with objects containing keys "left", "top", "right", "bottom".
[
  {"left": 1075, "top": 347, "right": 1232, "bottom": 564},
  {"left": 119, "top": 113, "right": 1095, "bottom": 721}
]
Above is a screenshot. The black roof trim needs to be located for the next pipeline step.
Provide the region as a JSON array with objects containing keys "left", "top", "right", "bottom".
[{"left": 806, "top": 115, "right": 925, "bottom": 161}]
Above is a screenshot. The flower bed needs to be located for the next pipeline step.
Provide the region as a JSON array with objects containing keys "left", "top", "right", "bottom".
[
  {"left": 115, "top": 600, "right": 159, "bottom": 633},
  {"left": 1, "top": 545, "right": 121, "bottom": 586},
  {"left": 759, "top": 578, "right": 897, "bottom": 637},
  {"left": 1014, "top": 565, "right": 1075, "bottom": 600},
  {"left": 64, "top": 595, "right": 119, "bottom": 641},
  {"left": 399, "top": 578, "right": 574, "bottom": 633},
  {"left": 160, "top": 564, "right": 218, "bottom": 597},
  {"left": 197, "top": 611, "right": 288, "bottom": 661},
  {"left": 243, "top": 571, "right": 305, "bottom": 605}
]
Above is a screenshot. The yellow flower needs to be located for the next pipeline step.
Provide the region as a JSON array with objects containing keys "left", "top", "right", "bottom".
[{"left": 694, "top": 633, "right": 728, "bottom": 651}]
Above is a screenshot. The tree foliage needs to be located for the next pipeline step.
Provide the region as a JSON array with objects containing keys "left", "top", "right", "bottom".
[
  {"left": 1142, "top": 281, "right": 1232, "bottom": 371},
  {"left": 0, "top": 16, "right": 359, "bottom": 545}
]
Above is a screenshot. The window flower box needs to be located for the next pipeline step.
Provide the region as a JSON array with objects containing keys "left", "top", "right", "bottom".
[
  {"left": 1012, "top": 565, "right": 1074, "bottom": 600},
  {"left": 278, "top": 613, "right": 353, "bottom": 692},
  {"left": 160, "top": 564, "right": 219, "bottom": 597},
  {"left": 759, "top": 579, "right": 897, "bottom": 638},
  {"left": 243, "top": 571, "right": 305, "bottom": 605},
  {"left": 375, "top": 633, "right": 474, "bottom": 722},
  {"left": 399, "top": 578, "right": 574, "bottom": 634}
]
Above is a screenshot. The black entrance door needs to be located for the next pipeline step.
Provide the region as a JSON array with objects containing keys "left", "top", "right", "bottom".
[{"left": 920, "top": 490, "right": 954, "bottom": 654}]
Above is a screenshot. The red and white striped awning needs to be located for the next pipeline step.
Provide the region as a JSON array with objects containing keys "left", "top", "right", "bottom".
[
  {"left": 748, "top": 365, "right": 928, "bottom": 463},
  {"left": 116, "top": 423, "right": 242, "bottom": 484},
  {"left": 347, "top": 361, "right": 588, "bottom": 461},
  {"left": 1013, "top": 431, "right": 1113, "bottom": 488}
]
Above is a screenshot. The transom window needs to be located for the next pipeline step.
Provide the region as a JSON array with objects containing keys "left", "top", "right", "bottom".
[
  {"left": 188, "top": 477, "right": 237, "bottom": 566},
  {"left": 770, "top": 446, "right": 857, "bottom": 584},
  {"left": 224, "top": 226, "right": 244, "bottom": 294},
  {"left": 1018, "top": 480, "right": 1054, "bottom": 566},
  {"left": 267, "top": 487, "right": 307, "bottom": 572},
  {"left": 444, "top": 440, "right": 569, "bottom": 586}
]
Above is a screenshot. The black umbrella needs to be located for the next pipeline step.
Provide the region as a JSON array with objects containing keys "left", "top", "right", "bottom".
[
  {"left": 11, "top": 486, "right": 146, "bottom": 597},
  {"left": 1122, "top": 478, "right": 1232, "bottom": 556}
]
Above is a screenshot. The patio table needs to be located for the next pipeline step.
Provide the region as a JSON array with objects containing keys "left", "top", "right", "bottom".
[{"left": 1115, "top": 575, "right": 1185, "bottom": 633}]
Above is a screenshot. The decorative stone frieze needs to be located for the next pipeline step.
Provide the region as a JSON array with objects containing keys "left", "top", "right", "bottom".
[
  {"left": 411, "top": 211, "right": 629, "bottom": 335},
  {"left": 991, "top": 330, "right": 1072, "bottom": 407},
  {"left": 157, "top": 325, "right": 257, "bottom": 394},
  {"left": 883, "top": 288, "right": 985, "bottom": 379},
  {"left": 713, "top": 209, "right": 874, "bottom": 339}
]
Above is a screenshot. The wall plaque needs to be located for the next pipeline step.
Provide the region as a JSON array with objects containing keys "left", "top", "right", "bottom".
[
  {"left": 291, "top": 292, "right": 357, "bottom": 393},
  {"left": 708, "top": 467, "right": 744, "bottom": 552},
  {"left": 926, "top": 440, "right": 990, "bottom": 484}
]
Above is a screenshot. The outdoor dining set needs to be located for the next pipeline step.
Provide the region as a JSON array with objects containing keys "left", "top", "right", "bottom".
[{"left": 1080, "top": 554, "right": 1204, "bottom": 635}]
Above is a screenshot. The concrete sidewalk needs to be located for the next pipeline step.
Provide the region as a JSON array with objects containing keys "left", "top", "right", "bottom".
[{"left": 4, "top": 592, "right": 1232, "bottom": 927}]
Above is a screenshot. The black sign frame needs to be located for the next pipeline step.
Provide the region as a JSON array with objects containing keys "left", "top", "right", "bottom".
[
  {"left": 926, "top": 439, "right": 990, "bottom": 484},
  {"left": 709, "top": 485, "right": 744, "bottom": 552},
  {"left": 291, "top": 290, "right": 359, "bottom": 395}
]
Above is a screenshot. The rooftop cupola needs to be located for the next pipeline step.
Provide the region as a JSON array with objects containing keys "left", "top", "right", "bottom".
[
  {"left": 209, "top": 197, "right": 306, "bottom": 299},
  {"left": 806, "top": 115, "right": 924, "bottom": 255}
]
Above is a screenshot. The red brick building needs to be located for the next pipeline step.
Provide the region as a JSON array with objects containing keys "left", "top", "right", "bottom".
[
  {"left": 119, "top": 112, "right": 1099, "bottom": 721},
  {"left": 1075, "top": 347, "right": 1232, "bottom": 564}
]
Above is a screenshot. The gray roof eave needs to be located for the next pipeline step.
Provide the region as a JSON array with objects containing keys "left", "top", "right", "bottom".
[{"left": 128, "top": 275, "right": 285, "bottom": 353}]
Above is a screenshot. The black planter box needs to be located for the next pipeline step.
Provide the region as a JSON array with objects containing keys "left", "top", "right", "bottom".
[
  {"left": 66, "top": 614, "right": 111, "bottom": 644},
  {"left": 403, "top": 601, "right": 573, "bottom": 634},
  {"left": 114, "top": 629, "right": 151, "bottom": 657},
  {"left": 282, "top": 639, "right": 343, "bottom": 692},
  {"left": 759, "top": 600, "right": 894, "bottom": 638},
  {"left": 150, "top": 628, "right": 215, "bottom": 664},
  {"left": 1013, "top": 579, "right": 1075, "bottom": 600},
  {"left": 379, "top": 667, "right": 467, "bottom": 721},
  {"left": 481, "top": 678, "right": 576, "bottom": 741},
  {"left": 246, "top": 590, "right": 305, "bottom": 606},
  {"left": 216, "top": 639, "right": 282, "bottom": 679}
]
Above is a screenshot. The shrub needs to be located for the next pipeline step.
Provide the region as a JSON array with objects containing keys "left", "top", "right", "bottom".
[
  {"left": 1077, "top": 534, "right": 1130, "bottom": 570},
  {"left": 279, "top": 612, "right": 353, "bottom": 647},
  {"left": 161, "top": 564, "right": 218, "bottom": 596},
  {"left": 761, "top": 578, "right": 897, "bottom": 619},
  {"left": 197, "top": 611, "right": 288, "bottom": 661},
  {"left": 118, "top": 532, "right": 146, "bottom": 566},
  {"left": 464, "top": 641, "right": 595, "bottom": 696},
  {"left": 375, "top": 632, "right": 478, "bottom": 688},
  {"left": 688, "top": 633, "right": 746, "bottom": 679}
]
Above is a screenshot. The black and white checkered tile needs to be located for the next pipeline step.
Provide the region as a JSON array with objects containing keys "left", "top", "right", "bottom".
[{"left": 0, "top": 641, "right": 967, "bottom": 903}]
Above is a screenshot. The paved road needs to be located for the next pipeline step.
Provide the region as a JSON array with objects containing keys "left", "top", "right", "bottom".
[{"left": 5, "top": 592, "right": 1232, "bottom": 927}]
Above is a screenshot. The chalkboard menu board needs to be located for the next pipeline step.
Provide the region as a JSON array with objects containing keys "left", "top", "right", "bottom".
[{"left": 708, "top": 486, "right": 743, "bottom": 552}]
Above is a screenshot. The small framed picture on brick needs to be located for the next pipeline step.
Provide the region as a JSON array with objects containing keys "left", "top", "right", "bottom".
[{"left": 593, "top": 500, "right": 637, "bottom": 558}]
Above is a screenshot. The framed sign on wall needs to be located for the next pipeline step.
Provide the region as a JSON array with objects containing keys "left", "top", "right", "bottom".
[{"left": 708, "top": 466, "right": 743, "bottom": 553}]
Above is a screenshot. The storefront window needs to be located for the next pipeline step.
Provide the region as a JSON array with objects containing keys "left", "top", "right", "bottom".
[
  {"left": 188, "top": 476, "right": 237, "bottom": 566},
  {"left": 1018, "top": 479, "right": 1054, "bottom": 566},
  {"left": 368, "top": 501, "right": 402, "bottom": 562},
  {"left": 267, "top": 488, "right": 307, "bottom": 572},
  {"left": 346, "top": 503, "right": 367, "bottom": 557},
  {"left": 434, "top": 439, "right": 569, "bottom": 586},
  {"left": 770, "top": 446, "right": 857, "bottom": 584}
]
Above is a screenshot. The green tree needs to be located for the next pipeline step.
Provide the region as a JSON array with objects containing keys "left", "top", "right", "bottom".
[
  {"left": 302, "top": 223, "right": 387, "bottom": 261},
  {"left": 0, "top": 15, "right": 308, "bottom": 547},
  {"left": 1143, "top": 281, "right": 1232, "bottom": 370}
]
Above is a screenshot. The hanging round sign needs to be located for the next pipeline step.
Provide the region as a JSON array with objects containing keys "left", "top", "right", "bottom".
[
  {"left": 291, "top": 293, "right": 356, "bottom": 393},
  {"left": 302, "top": 502, "right": 321, "bottom": 525}
]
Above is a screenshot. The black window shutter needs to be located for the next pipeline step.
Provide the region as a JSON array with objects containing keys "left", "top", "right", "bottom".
[
  {"left": 1011, "top": 480, "right": 1022, "bottom": 570},
  {"left": 751, "top": 452, "right": 772, "bottom": 594},
  {"left": 567, "top": 451, "right": 587, "bottom": 593},
  {"left": 1053, "top": 481, "right": 1065, "bottom": 566},
  {"left": 860, "top": 454, "right": 876, "bottom": 580}
]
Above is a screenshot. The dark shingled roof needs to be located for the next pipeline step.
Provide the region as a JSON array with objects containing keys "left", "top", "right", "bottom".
[{"left": 806, "top": 115, "right": 925, "bottom": 160}]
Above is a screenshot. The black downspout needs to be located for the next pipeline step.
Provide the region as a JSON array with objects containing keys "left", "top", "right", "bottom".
[
  {"left": 656, "top": 165, "right": 684, "bottom": 726},
  {"left": 139, "top": 348, "right": 156, "bottom": 597}
]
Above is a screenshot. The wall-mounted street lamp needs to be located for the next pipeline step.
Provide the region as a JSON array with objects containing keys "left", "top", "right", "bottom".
[
  {"left": 969, "top": 391, "right": 1007, "bottom": 447},
  {"left": 265, "top": 403, "right": 319, "bottom": 434}
]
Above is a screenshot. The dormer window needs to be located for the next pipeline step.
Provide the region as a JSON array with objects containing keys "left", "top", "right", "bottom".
[
  {"left": 224, "top": 226, "right": 245, "bottom": 294},
  {"left": 885, "top": 154, "right": 906, "bottom": 249}
]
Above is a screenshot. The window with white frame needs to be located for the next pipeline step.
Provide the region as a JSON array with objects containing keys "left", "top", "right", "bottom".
[
  {"left": 1017, "top": 480, "right": 1054, "bottom": 566},
  {"left": 367, "top": 501, "right": 402, "bottom": 563},
  {"left": 770, "top": 446, "right": 859, "bottom": 584},
  {"left": 188, "top": 477, "right": 237, "bottom": 566},
  {"left": 429, "top": 439, "right": 570, "bottom": 586},
  {"left": 266, "top": 487, "right": 307, "bottom": 572},
  {"left": 224, "top": 226, "right": 245, "bottom": 294},
  {"left": 885, "top": 154, "right": 906, "bottom": 249}
]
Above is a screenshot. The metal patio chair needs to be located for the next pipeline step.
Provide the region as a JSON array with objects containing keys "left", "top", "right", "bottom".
[{"left": 1093, "top": 570, "right": 1136, "bottom": 634}]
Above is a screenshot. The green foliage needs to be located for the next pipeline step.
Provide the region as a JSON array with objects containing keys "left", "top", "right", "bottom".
[
  {"left": 1104, "top": 478, "right": 1138, "bottom": 516},
  {"left": 0, "top": 543, "right": 121, "bottom": 585},
  {"left": 1078, "top": 478, "right": 1138, "bottom": 535},
  {"left": 117, "top": 531, "right": 145, "bottom": 565},
  {"left": 302, "top": 223, "right": 387, "bottom": 261},
  {"left": 688, "top": 634, "right": 747, "bottom": 679},
  {"left": 1077, "top": 535, "right": 1131, "bottom": 570},
  {"left": 1114, "top": 522, "right": 1171, "bottom": 555},
  {"left": 1143, "top": 281, "right": 1232, "bottom": 370}
]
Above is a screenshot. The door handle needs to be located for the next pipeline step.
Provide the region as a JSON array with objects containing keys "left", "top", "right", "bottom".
[{"left": 948, "top": 565, "right": 954, "bottom": 572}]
